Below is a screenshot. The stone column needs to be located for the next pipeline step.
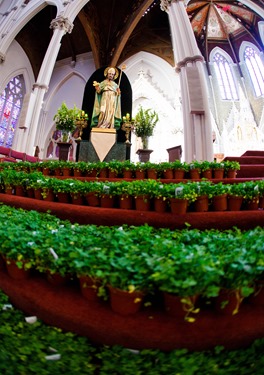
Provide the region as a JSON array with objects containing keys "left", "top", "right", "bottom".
[
  {"left": 160, "top": 0, "right": 213, "bottom": 162},
  {"left": 25, "top": 16, "right": 73, "bottom": 155}
]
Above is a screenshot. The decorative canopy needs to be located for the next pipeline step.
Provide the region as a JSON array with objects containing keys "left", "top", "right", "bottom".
[{"left": 187, "top": 1, "right": 263, "bottom": 62}]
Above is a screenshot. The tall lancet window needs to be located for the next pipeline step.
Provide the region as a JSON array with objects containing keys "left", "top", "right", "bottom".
[
  {"left": 0, "top": 75, "right": 25, "bottom": 147},
  {"left": 244, "top": 46, "right": 264, "bottom": 97},
  {"left": 213, "top": 52, "right": 238, "bottom": 100}
]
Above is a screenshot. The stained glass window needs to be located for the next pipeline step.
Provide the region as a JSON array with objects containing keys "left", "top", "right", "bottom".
[
  {"left": 244, "top": 46, "right": 264, "bottom": 97},
  {"left": 212, "top": 52, "right": 239, "bottom": 101},
  {"left": 0, "top": 75, "right": 25, "bottom": 147}
]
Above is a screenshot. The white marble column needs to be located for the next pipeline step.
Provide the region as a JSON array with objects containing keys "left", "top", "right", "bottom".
[
  {"left": 25, "top": 16, "right": 73, "bottom": 155},
  {"left": 161, "top": 0, "right": 213, "bottom": 162}
]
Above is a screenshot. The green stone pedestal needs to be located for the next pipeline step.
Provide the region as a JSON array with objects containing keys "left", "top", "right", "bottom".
[{"left": 78, "top": 141, "right": 127, "bottom": 162}]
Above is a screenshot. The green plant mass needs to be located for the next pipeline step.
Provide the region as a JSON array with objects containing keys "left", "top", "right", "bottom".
[
  {"left": 133, "top": 106, "right": 159, "bottom": 149},
  {"left": 53, "top": 102, "right": 82, "bottom": 133}
]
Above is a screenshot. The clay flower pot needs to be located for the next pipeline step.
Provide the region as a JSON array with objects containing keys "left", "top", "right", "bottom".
[
  {"left": 227, "top": 195, "right": 243, "bottom": 211},
  {"left": 108, "top": 285, "right": 145, "bottom": 315},
  {"left": 169, "top": 198, "right": 188, "bottom": 214},
  {"left": 194, "top": 195, "right": 209, "bottom": 212}
]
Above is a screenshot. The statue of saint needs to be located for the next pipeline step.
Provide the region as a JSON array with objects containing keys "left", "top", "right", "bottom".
[{"left": 91, "top": 66, "right": 122, "bottom": 129}]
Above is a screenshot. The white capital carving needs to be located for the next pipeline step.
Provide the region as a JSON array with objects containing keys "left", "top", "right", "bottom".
[
  {"left": 160, "top": 0, "right": 172, "bottom": 12},
  {"left": 50, "top": 16, "right": 73, "bottom": 34}
]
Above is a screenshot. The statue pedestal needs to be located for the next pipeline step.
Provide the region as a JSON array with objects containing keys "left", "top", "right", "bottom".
[
  {"left": 78, "top": 128, "right": 126, "bottom": 162},
  {"left": 90, "top": 128, "right": 116, "bottom": 161}
]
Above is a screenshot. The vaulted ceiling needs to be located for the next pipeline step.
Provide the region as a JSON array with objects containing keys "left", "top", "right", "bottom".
[{"left": 15, "top": 0, "right": 263, "bottom": 78}]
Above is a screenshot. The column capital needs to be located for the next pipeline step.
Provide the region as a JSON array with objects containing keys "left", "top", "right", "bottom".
[
  {"left": 0, "top": 52, "right": 5, "bottom": 63},
  {"left": 50, "top": 16, "right": 73, "bottom": 34},
  {"left": 32, "top": 82, "right": 49, "bottom": 91},
  {"left": 176, "top": 55, "right": 204, "bottom": 72},
  {"left": 160, "top": 0, "right": 188, "bottom": 12}
]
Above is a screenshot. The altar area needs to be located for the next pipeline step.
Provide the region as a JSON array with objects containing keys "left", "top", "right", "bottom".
[{"left": 78, "top": 128, "right": 127, "bottom": 162}]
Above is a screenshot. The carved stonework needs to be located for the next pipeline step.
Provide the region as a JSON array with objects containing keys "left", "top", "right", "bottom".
[
  {"left": 0, "top": 53, "right": 5, "bottom": 63},
  {"left": 160, "top": 0, "right": 188, "bottom": 12},
  {"left": 50, "top": 16, "right": 73, "bottom": 34},
  {"left": 160, "top": 0, "right": 172, "bottom": 12}
]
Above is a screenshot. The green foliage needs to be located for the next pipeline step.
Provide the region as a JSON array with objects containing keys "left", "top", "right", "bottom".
[
  {"left": 0, "top": 289, "right": 263, "bottom": 374},
  {"left": 53, "top": 102, "right": 82, "bottom": 133},
  {"left": 133, "top": 106, "right": 159, "bottom": 138}
]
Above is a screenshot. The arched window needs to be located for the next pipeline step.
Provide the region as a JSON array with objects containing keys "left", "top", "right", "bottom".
[
  {"left": 244, "top": 46, "right": 264, "bottom": 97},
  {"left": 0, "top": 75, "right": 25, "bottom": 147},
  {"left": 212, "top": 52, "right": 239, "bottom": 100}
]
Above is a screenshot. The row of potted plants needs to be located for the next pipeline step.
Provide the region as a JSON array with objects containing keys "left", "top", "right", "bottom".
[
  {"left": 0, "top": 204, "right": 263, "bottom": 320},
  {"left": 0, "top": 170, "right": 263, "bottom": 212},
  {"left": 0, "top": 289, "right": 263, "bottom": 374},
  {"left": 0, "top": 160, "right": 240, "bottom": 180}
]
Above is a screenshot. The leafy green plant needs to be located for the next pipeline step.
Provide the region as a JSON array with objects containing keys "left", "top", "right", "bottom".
[
  {"left": 133, "top": 106, "right": 159, "bottom": 149},
  {"left": 53, "top": 102, "right": 82, "bottom": 133}
]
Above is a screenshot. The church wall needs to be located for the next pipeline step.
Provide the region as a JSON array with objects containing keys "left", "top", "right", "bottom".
[
  {"left": 39, "top": 53, "right": 95, "bottom": 159},
  {"left": 240, "top": 63, "right": 264, "bottom": 126}
]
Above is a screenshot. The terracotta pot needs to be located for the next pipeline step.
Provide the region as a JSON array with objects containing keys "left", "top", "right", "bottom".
[
  {"left": 259, "top": 196, "right": 264, "bottom": 209},
  {"left": 227, "top": 195, "right": 243, "bottom": 211},
  {"left": 34, "top": 188, "right": 43, "bottom": 200},
  {"left": 189, "top": 169, "right": 200, "bottom": 180},
  {"left": 123, "top": 170, "right": 133, "bottom": 179},
  {"left": 54, "top": 168, "right": 61, "bottom": 176},
  {"left": 212, "top": 194, "right": 227, "bottom": 211},
  {"left": 163, "top": 292, "right": 199, "bottom": 319},
  {"left": 78, "top": 275, "right": 102, "bottom": 302},
  {"left": 98, "top": 168, "right": 108, "bottom": 178},
  {"left": 62, "top": 167, "right": 72, "bottom": 177},
  {"left": 56, "top": 192, "right": 70, "bottom": 203},
  {"left": 174, "top": 169, "right": 185, "bottom": 180},
  {"left": 213, "top": 168, "right": 224, "bottom": 179},
  {"left": 26, "top": 188, "right": 35, "bottom": 198},
  {"left": 245, "top": 198, "right": 259, "bottom": 211},
  {"left": 194, "top": 195, "right": 209, "bottom": 212},
  {"left": 214, "top": 289, "right": 242, "bottom": 315},
  {"left": 73, "top": 170, "right": 82, "bottom": 177},
  {"left": 226, "top": 170, "right": 237, "bottom": 178},
  {"left": 147, "top": 169, "right": 158, "bottom": 180},
  {"left": 169, "top": 198, "right": 188, "bottom": 214},
  {"left": 135, "top": 170, "right": 145, "bottom": 180},
  {"left": 201, "top": 169, "right": 212, "bottom": 179},
  {"left": 154, "top": 197, "right": 168, "bottom": 213},
  {"left": 42, "top": 168, "right": 50, "bottom": 176},
  {"left": 15, "top": 185, "right": 26, "bottom": 197},
  {"left": 108, "top": 170, "right": 118, "bottom": 179},
  {"left": 5, "top": 187, "right": 14, "bottom": 195},
  {"left": 70, "top": 193, "right": 84, "bottom": 205},
  {"left": 87, "top": 169, "right": 97, "bottom": 178},
  {"left": 46, "top": 271, "right": 69, "bottom": 287},
  {"left": 119, "top": 195, "right": 133, "bottom": 210},
  {"left": 163, "top": 169, "right": 174, "bottom": 179},
  {"left": 42, "top": 189, "right": 55, "bottom": 202},
  {"left": 100, "top": 195, "right": 115, "bottom": 208},
  {"left": 135, "top": 195, "right": 151, "bottom": 211},
  {"left": 5, "top": 258, "right": 31, "bottom": 280},
  {"left": 85, "top": 192, "right": 100, "bottom": 207},
  {"left": 108, "top": 285, "right": 145, "bottom": 315}
]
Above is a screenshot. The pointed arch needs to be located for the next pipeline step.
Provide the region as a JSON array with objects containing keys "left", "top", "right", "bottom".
[
  {"left": 209, "top": 47, "right": 239, "bottom": 101},
  {"left": 0, "top": 74, "right": 25, "bottom": 147},
  {"left": 240, "top": 41, "right": 264, "bottom": 97}
]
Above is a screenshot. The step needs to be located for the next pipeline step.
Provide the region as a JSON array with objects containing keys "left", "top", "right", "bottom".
[
  {"left": 224, "top": 156, "right": 264, "bottom": 165},
  {"left": 237, "top": 165, "right": 264, "bottom": 178}
]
